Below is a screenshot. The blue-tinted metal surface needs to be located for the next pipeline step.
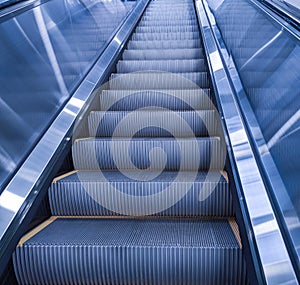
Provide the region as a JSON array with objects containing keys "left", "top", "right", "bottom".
[
  {"left": 0, "top": 0, "right": 135, "bottom": 192},
  {"left": 206, "top": 0, "right": 300, "bottom": 277},
  {"left": 262, "top": 0, "right": 300, "bottom": 24},
  {"left": 49, "top": 171, "right": 231, "bottom": 216},
  {"left": 196, "top": 0, "right": 299, "bottom": 283},
  {"left": 0, "top": 0, "right": 149, "bottom": 276},
  {"left": 0, "top": 0, "right": 20, "bottom": 9},
  {"left": 13, "top": 218, "right": 243, "bottom": 284}
]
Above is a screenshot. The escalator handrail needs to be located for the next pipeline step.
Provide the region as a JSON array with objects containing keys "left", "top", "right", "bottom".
[
  {"left": 254, "top": 0, "right": 300, "bottom": 30},
  {"left": 195, "top": 0, "right": 299, "bottom": 284},
  {"left": 249, "top": 0, "right": 300, "bottom": 39},
  {"left": 0, "top": 0, "right": 150, "bottom": 277},
  {"left": 201, "top": 0, "right": 300, "bottom": 280}
]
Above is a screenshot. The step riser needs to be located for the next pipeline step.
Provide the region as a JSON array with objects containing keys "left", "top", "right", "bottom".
[
  {"left": 99, "top": 90, "right": 213, "bottom": 111},
  {"left": 127, "top": 40, "right": 201, "bottom": 49},
  {"left": 135, "top": 26, "right": 199, "bottom": 33},
  {"left": 109, "top": 73, "right": 210, "bottom": 89},
  {"left": 49, "top": 179, "right": 232, "bottom": 216},
  {"left": 117, "top": 60, "right": 206, "bottom": 73},
  {"left": 131, "top": 32, "right": 199, "bottom": 41},
  {"left": 88, "top": 111, "right": 217, "bottom": 137},
  {"left": 14, "top": 246, "right": 242, "bottom": 285},
  {"left": 138, "top": 21, "right": 197, "bottom": 26},
  {"left": 140, "top": 16, "right": 196, "bottom": 19},
  {"left": 72, "top": 138, "right": 224, "bottom": 170},
  {"left": 122, "top": 49, "right": 204, "bottom": 60},
  {"left": 140, "top": 15, "right": 196, "bottom": 20},
  {"left": 14, "top": 219, "right": 244, "bottom": 285},
  {"left": 144, "top": 7, "right": 195, "bottom": 11}
]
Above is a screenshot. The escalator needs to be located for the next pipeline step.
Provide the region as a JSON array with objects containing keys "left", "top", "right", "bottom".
[{"left": 12, "top": 0, "right": 248, "bottom": 283}]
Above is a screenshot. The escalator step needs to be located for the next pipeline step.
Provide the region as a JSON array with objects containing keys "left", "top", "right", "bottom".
[
  {"left": 49, "top": 170, "right": 232, "bottom": 216},
  {"left": 14, "top": 218, "right": 242, "bottom": 285},
  {"left": 143, "top": 7, "right": 195, "bottom": 11},
  {"left": 88, "top": 110, "right": 217, "bottom": 137},
  {"left": 122, "top": 48, "right": 204, "bottom": 60},
  {"left": 146, "top": 11, "right": 195, "bottom": 14},
  {"left": 146, "top": 9, "right": 194, "bottom": 12},
  {"left": 145, "top": 8, "right": 195, "bottom": 12},
  {"left": 99, "top": 89, "right": 213, "bottom": 111},
  {"left": 131, "top": 31, "right": 199, "bottom": 41},
  {"left": 117, "top": 59, "right": 206, "bottom": 73},
  {"left": 139, "top": 15, "right": 197, "bottom": 20},
  {"left": 141, "top": 16, "right": 197, "bottom": 21},
  {"left": 138, "top": 20, "right": 198, "bottom": 26},
  {"left": 109, "top": 72, "right": 210, "bottom": 89},
  {"left": 127, "top": 39, "right": 201, "bottom": 49},
  {"left": 72, "top": 137, "right": 225, "bottom": 170},
  {"left": 135, "top": 25, "right": 199, "bottom": 33}
]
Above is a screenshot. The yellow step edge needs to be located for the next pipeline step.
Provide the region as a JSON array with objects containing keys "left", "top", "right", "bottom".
[
  {"left": 52, "top": 170, "right": 79, "bottom": 184},
  {"left": 18, "top": 216, "right": 242, "bottom": 249},
  {"left": 74, "top": 137, "right": 93, "bottom": 143},
  {"left": 220, "top": 170, "right": 229, "bottom": 183},
  {"left": 18, "top": 217, "right": 57, "bottom": 247},
  {"left": 228, "top": 217, "right": 242, "bottom": 249},
  {"left": 51, "top": 215, "right": 236, "bottom": 220}
]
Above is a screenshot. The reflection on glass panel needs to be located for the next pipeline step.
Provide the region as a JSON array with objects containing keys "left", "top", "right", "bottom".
[
  {"left": 0, "top": 0, "right": 136, "bottom": 191},
  {"left": 207, "top": 0, "right": 300, "bottom": 266},
  {"left": 267, "top": 0, "right": 300, "bottom": 21},
  {"left": 0, "top": 0, "right": 21, "bottom": 9}
]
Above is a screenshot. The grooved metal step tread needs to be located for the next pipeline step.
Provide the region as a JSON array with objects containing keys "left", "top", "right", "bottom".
[
  {"left": 131, "top": 31, "right": 199, "bottom": 41},
  {"left": 72, "top": 137, "right": 225, "bottom": 171},
  {"left": 141, "top": 17, "right": 197, "bottom": 22},
  {"left": 88, "top": 110, "right": 217, "bottom": 137},
  {"left": 49, "top": 170, "right": 232, "bottom": 216},
  {"left": 144, "top": 9, "right": 196, "bottom": 13},
  {"left": 117, "top": 59, "right": 207, "bottom": 73},
  {"left": 127, "top": 39, "right": 202, "bottom": 49},
  {"left": 145, "top": 9, "right": 195, "bottom": 13},
  {"left": 136, "top": 25, "right": 199, "bottom": 33},
  {"left": 141, "top": 15, "right": 197, "bottom": 19},
  {"left": 139, "top": 20, "right": 198, "bottom": 26},
  {"left": 109, "top": 72, "right": 210, "bottom": 89},
  {"left": 146, "top": 11, "right": 195, "bottom": 13},
  {"left": 14, "top": 218, "right": 243, "bottom": 284},
  {"left": 99, "top": 89, "right": 213, "bottom": 111},
  {"left": 122, "top": 48, "right": 204, "bottom": 60}
]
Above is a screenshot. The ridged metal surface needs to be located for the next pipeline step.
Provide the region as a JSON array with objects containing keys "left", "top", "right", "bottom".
[
  {"left": 138, "top": 19, "right": 198, "bottom": 26},
  {"left": 109, "top": 72, "right": 210, "bottom": 89},
  {"left": 49, "top": 171, "right": 233, "bottom": 216},
  {"left": 99, "top": 89, "right": 213, "bottom": 111},
  {"left": 142, "top": 13, "right": 196, "bottom": 19},
  {"left": 127, "top": 39, "right": 202, "bottom": 49},
  {"left": 88, "top": 110, "right": 217, "bottom": 137},
  {"left": 141, "top": 14, "right": 197, "bottom": 19},
  {"left": 131, "top": 31, "right": 199, "bottom": 41},
  {"left": 135, "top": 26, "right": 200, "bottom": 33},
  {"left": 122, "top": 48, "right": 204, "bottom": 60},
  {"left": 72, "top": 137, "right": 223, "bottom": 170},
  {"left": 14, "top": 218, "right": 243, "bottom": 285},
  {"left": 117, "top": 59, "right": 207, "bottom": 73}
]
